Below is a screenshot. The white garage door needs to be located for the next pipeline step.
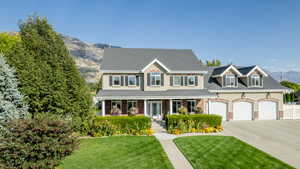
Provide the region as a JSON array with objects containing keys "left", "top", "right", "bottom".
[
  {"left": 259, "top": 101, "right": 277, "bottom": 120},
  {"left": 233, "top": 102, "right": 253, "bottom": 120},
  {"left": 209, "top": 102, "right": 227, "bottom": 121}
]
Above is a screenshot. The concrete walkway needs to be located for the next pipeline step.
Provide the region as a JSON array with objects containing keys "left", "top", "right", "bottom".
[{"left": 152, "top": 121, "right": 194, "bottom": 169}]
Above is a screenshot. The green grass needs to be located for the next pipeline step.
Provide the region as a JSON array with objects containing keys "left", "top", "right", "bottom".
[
  {"left": 59, "top": 136, "right": 173, "bottom": 169},
  {"left": 174, "top": 136, "right": 294, "bottom": 169}
]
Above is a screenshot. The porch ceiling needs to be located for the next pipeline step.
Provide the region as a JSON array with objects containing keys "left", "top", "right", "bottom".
[{"left": 97, "top": 89, "right": 216, "bottom": 100}]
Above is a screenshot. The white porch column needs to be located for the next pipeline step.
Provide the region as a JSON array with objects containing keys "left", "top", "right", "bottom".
[
  {"left": 144, "top": 100, "right": 147, "bottom": 116},
  {"left": 208, "top": 99, "right": 211, "bottom": 114},
  {"left": 169, "top": 99, "right": 173, "bottom": 114},
  {"left": 102, "top": 100, "right": 105, "bottom": 116}
]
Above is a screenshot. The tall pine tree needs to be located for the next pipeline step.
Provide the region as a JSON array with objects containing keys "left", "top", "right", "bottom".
[
  {"left": 5, "top": 16, "right": 92, "bottom": 120},
  {"left": 0, "top": 54, "right": 27, "bottom": 123}
]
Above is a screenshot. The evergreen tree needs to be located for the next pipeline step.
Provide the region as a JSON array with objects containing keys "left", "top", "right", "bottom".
[
  {"left": 0, "top": 55, "right": 27, "bottom": 123},
  {"left": 5, "top": 15, "right": 92, "bottom": 120},
  {"left": 206, "top": 59, "right": 221, "bottom": 67}
]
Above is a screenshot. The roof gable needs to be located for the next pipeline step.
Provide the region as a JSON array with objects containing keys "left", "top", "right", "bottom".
[
  {"left": 141, "top": 59, "right": 170, "bottom": 72},
  {"left": 212, "top": 65, "right": 243, "bottom": 77}
]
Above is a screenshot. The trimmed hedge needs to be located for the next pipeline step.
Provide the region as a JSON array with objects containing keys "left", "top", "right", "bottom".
[
  {"left": 166, "top": 114, "right": 222, "bottom": 133},
  {"left": 90, "top": 116, "right": 151, "bottom": 136}
]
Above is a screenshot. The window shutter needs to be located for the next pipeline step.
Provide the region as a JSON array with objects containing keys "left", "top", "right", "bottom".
[
  {"left": 147, "top": 73, "right": 150, "bottom": 86},
  {"left": 161, "top": 73, "right": 164, "bottom": 86},
  {"left": 195, "top": 76, "right": 198, "bottom": 86},
  {"left": 136, "top": 76, "right": 139, "bottom": 86},
  {"left": 125, "top": 76, "right": 128, "bottom": 86},
  {"left": 109, "top": 76, "right": 112, "bottom": 86},
  {"left": 185, "top": 76, "right": 188, "bottom": 86},
  {"left": 170, "top": 76, "right": 173, "bottom": 86},
  {"left": 181, "top": 76, "right": 184, "bottom": 86},
  {"left": 121, "top": 76, "right": 124, "bottom": 86}
]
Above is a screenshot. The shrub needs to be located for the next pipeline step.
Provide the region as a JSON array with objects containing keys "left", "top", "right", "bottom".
[
  {"left": 90, "top": 116, "right": 151, "bottom": 136},
  {"left": 166, "top": 114, "right": 222, "bottom": 134},
  {"left": 0, "top": 115, "right": 78, "bottom": 169},
  {"left": 178, "top": 106, "right": 188, "bottom": 115}
]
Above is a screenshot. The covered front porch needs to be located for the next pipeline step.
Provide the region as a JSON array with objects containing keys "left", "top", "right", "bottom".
[{"left": 100, "top": 99, "right": 208, "bottom": 119}]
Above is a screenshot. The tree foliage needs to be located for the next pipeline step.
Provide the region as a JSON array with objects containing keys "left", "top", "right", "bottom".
[
  {"left": 4, "top": 15, "right": 92, "bottom": 121},
  {"left": 280, "top": 81, "right": 300, "bottom": 91},
  {"left": 0, "top": 32, "right": 21, "bottom": 56},
  {"left": 206, "top": 59, "right": 221, "bottom": 67},
  {"left": 0, "top": 55, "right": 27, "bottom": 123}
]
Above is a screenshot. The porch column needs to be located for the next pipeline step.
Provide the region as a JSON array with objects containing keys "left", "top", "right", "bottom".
[
  {"left": 102, "top": 100, "right": 105, "bottom": 116},
  {"left": 169, "top": 99, "right": 173, "bottom": 114},
  {"left": 208, "top": 99, "right": 211, "bottom": 114},
  {"left": 144, "top": 100, "right": 147, "bottom": 116}
]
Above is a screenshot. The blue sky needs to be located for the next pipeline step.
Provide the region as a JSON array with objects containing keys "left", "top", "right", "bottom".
[{"left": 1, "top": 0, "right": 300, "bottom": 72}]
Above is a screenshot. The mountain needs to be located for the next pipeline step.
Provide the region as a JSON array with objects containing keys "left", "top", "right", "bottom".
[
  {"left": 63, "top": 35, "right": 120, "bottom": 83},
  {"left": 269, "top": 71, "right": 300, "bottom": 84}
]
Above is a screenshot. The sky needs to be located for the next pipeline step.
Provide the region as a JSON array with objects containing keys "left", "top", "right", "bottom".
[{"left": 1, "top": 0, "right": 300, "bottom": 72}]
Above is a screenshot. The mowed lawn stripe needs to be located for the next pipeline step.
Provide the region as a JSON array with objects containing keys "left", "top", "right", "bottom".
[
  {"left": 60, "top": 136, "right": 174, "bottom": 169},
  {"left": 174, "top": 136, "right": 294, "bottom": 169}
]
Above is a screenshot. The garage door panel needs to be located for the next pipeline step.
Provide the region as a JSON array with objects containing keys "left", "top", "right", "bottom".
[
  {"left": 233, "top": 102, "right": 253, "bottom": 120},
  {"left": 210, "top": 102, "right": 227, "bottom": 121},
  {"left": 259, "top": 101, "right": 277, "bottom": 120}
]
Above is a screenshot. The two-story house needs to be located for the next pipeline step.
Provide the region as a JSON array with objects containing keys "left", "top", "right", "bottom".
[{"left": 97, "top": 48, "right": 288, "bottom": 121}]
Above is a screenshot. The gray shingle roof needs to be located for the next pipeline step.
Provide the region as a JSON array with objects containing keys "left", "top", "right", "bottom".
[
  {"left": 97, "top": 89, "right": 215, "bottom": 99},
  {"left": 238, "top": 65, "right": 256, "bottom": 75},
  {"left": 205, "top": 67, "right": 288, "bottom": 91},
  {"left": 295, "top": 91, "right": 300, "bottom": 96},
  {"left": 101, "top": 48, "right": 207, "bottom": 72},
  {"left": 211, "top": 65, "right": 231, "bottom": 76}
]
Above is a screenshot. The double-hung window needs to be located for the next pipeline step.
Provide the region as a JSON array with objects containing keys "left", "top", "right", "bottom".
[
  {"left": 249, "top": 74, "right": 262, "bottom": 87},
  {"left": 127, "top": 101, "right": 137, "bottom": 111},
  {"left": 112, "top": 76, "right": 121, "bottom": 86},
  {"left": 172, "top": 100, "right": 181, "bottom": 113},
  {"left": 187, "top": 100, "right": 196, "bottom": 113},
  {"left": 187, "top": 76, "right": 196, "bottom": 86},
  {"left": 173, "top": 76, "right": 181, "bottom": 86},
  {"left": 224, "top": 75, "right": 236, "bottom": 87},
  {"left": 150, "top": 72, "right": 161, "bottom": 86},
  {"left": 128, "top": 75, "right": 136, "bottom": 86}
]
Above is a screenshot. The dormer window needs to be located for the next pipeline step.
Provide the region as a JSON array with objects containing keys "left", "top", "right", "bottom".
[
  {"left": 150, "top": 72, "right": 161, "bottom": 86},
  {"left": 249, "top": 74, "right": 262, "bottom": 87},
  {"left": 224, "top": 75, "right": 237, "bottom": 87}
]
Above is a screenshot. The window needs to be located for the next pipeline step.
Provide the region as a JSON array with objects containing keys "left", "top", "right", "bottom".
[
  {"left": 127, "top": 101, "right": 137, "bottom": 111},
  {"left": 173, "top": 76, "right": 181, "bottom": 86},
  {"left": 111, "top": 101, "right": 122, "bottom": 109},
  {"left": 172, "top": 100, "right": 181, "bottom": 113},
  {"left": 224, "top": 75, "right": 236, "bottom": 87},
  {"left": 150, "top": 72, "right": 161, "bottom": 86},
  {"left": 249, "top": 74, "right": 262, "bottom": 87},
  {"left": 187, "top": 100, "right": 196, "bottom": 113},
  {"left": 112, "top": 76, "right": 121, "bottom": 86},
  {"left": 187, "top": 76, "right": 196, "bottom": 86},
  {"left": 128, "top": 75, "right": 136, "bottom": 86}
]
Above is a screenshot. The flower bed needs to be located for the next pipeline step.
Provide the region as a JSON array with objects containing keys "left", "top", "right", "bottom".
[
  {"left": 90, "top": 116, "right": 152, "bottom": 136},
  {"left": 165, "top": 114, "right": 223, "bottom": 134}
]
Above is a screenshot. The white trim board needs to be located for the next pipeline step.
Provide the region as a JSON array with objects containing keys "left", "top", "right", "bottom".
[{"left": 141, "top": 59, "right": 171, "bottom": 72}]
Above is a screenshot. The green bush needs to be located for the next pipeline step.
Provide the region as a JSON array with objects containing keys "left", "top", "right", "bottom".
[
  {"left": 165, "top": 114, "right": 222, "bottom": 133},
  {"left": 0, "top": 115, "right": 78, "bottom": 169},
  {"left": 90, "top": 116, "right": 151, "bottom": 136}
]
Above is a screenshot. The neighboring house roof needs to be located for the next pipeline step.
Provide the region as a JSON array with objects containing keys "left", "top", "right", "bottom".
[
  {"left": 97, "top": 89, "right": 216, "bottom": 99},
  {"left": 101, "top": 48, "right": 208, "bottom": 73},
  {"left": 205, "top": 66, "right": 288, "bottom": 92},
  {"left": 295, "top": 91, "right": 300, "bottom": 97}
]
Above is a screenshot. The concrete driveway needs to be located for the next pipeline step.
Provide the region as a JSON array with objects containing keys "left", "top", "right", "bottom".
[{"left": 222, "top": 120, "right": 300, "bottom": 168}]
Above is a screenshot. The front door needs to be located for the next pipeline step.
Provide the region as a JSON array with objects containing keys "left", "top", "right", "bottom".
[{"left": 149, "top": 101, "right": 162, "bottom": 119}]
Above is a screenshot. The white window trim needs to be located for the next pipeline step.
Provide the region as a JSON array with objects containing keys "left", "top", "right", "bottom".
[
  {"left": 112, "top": 76, "right": 121, "bottom": 86},
  {"left": 128, "top": 75, "right": 137, "bottom": 86},
  {"left": 150, "top": 72, "right": 161, "bottom": 86},
  {"left": 173, "top": 75, "right": 182, "bottom": 86},
  {"left": 187, "top": 100, "right": 196, "bottom": 113},
  {"left": 249, "top": 74, "right": 262, "bottom": 87},
  {"left": 224, "top": 74, "right": 237, "bottom": 87},
  {"left": 187, "top": 76, "right": 196, "bottom": 86},
  {"left": 111, "top": 100, "right": 122, "bottom": 109}
]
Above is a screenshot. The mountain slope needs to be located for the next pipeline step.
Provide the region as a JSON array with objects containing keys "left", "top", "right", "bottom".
[{"left": 63, "top": 35, "right": 120, "bottom": 82}]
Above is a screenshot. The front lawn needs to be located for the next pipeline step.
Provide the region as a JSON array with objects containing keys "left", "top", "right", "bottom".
[
  {"left": 174, "top": 136, "right": 294, "bottom": 169},
  {"left": 59, "top": 136, "right": 173, "bottom": 169}
]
